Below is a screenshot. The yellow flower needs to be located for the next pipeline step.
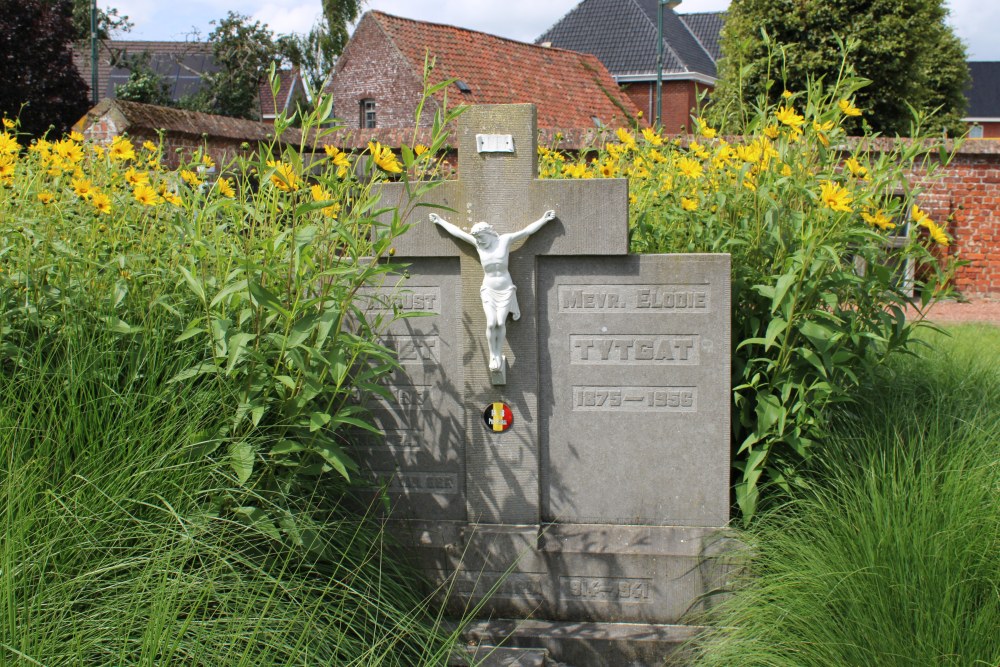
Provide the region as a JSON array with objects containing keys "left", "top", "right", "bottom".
[
  {"left": 108, "top": 137, "right": 136, "bottom": 161},
  {"left": 92, "top": 191, "right": 112, "bottom": 215},
  {"left": 677, "top": 157, "right": 703, "bottom": 179},
  {"left": 69, "top": 131, "right": 85, "bottom": 142},
  {"left": 763, "top": 124, "right": 780, "bottom": 140},
  {"left": 71, "top": 176, "right": 94, "bottom": 199},
  {"left": 861, "top": 209, "right": 896, "bottom": 231},
  {"left": 310, "top": 184, "right": 340, "bottom": 218},
  {"left": 161, "top": 190, "right": 183, "bottom": 206},
  {"left": 36, "top": 191, "right": 55, "bottom": 205},
  {"left": 265, "top": 160, "right": 301, "bottom": 190},
  {"left": 29, "top": 139, "right": 51, "bottom": 155},
  {"left": 133, "top": 183, "right": 160, "bottom": 206},
  {"left": 201, "top": 153, "right": 215, "bottom": 169},
  {"left": 606, "top": 142, "right": 625, "bottom": 159},
  {"left": 615, "top": 127, "right": 637, "bottom": 150},
  {"left": 838, "top": 99, "right": 862, "bottom": 117},
  {"left": 180, "top": 169, "right": 202, "bottom": 187},
  {"left": 0, "top": 156, "right": 14, "bottom": 183},
  {"left": 0, "top": 133, "right": 21, "bottom": 155},
  {"left": 54, "top": 139, "right": 84, "bottom": 163},
  {"left": 1, "top": 118, "right": 14, "bottom": 130},
  {"left": 641, "top": 127, "right": 663, "bottom": 146},
  {"left": 775, "top": 106, "right": 805, "bottom": 129},
  {"left": 689, "top": 141, "right": 710, "bottom": 160},
  {"left": 217, "top": 178, "right": 235, "bottom": 198},
  {"left": 696, "top": 117, "right": 717, "bottom": 139},
  {"left": 781, "top": 164, "right": 792, "bottom": 177},
  {"left": 414, "top": 144, "right": 429, "bottom": 156},
  {"left": 124, "top": 167, "right": 149, "bottom": 186},
  {"left": 323, "top": 145, "right": 352, "bottom": 178},
  {"left": 367, "top": 142, "right": 402, "bottom": 174},
  {"left": 781, "top": 90, "right": 793, "bottom": 99},
  {"left": 819, "top": 180, "right": 853, "bottom": 212},
  {"left": 562, "top": 162, "right": 588, "bottom": 179},
  {"left": 845, "top": 157, "right": 869, "bottom": 179},
  {"left": 911, "top": 205, "right": 949, "bottom": 246},
  {"left": 812, "top": 120, "right": 834, "bottom": 147},
  {"left": 93, "top": 145, "right": 104, "bottom": 158},
  {"left": 598, "top": 160, "right": 618, "bottom": 178},
  {"left": 142, "top": 140, "right": 158, "bottom": 152},
  {"left": 680, "top": 196, "right": 698, "bottom": 211}
]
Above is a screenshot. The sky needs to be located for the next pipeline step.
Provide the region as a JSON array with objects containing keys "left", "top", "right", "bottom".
[{"left": 108, "top": 0, "right": 1000, "bottom": 61}]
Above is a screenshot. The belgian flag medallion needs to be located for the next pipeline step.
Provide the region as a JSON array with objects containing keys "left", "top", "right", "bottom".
[{"left": 483, "top": 402, "right": 513, "bottom": 432}]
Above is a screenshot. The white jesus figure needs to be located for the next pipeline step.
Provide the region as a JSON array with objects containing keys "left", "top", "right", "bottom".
[{"left": 430, "top": 210, "right": 556, "bottom": 373}]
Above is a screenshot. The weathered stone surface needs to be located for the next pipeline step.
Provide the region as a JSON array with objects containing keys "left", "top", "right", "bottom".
[{"left": 354, "top": 104, "right": 732, "bottom": 666}]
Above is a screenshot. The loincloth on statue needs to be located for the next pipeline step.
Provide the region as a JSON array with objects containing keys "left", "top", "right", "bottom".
[{"left": 480, "top": 285, "right": 520, "bottom": 320}]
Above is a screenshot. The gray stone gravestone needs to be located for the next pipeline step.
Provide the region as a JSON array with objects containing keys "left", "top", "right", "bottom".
[{"left": 365, "top": 105, "right": 731, "bottom": 666}]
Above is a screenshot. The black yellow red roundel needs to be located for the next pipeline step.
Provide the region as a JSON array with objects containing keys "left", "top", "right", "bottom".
[{"left": 483, "top": 402, "right": 513, "bottom": 432}]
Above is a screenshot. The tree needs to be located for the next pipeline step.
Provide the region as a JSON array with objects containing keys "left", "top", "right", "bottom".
[
  {"left": 48, "top": 0, "right": 132, "bottom": 40},
  {"left": 711, "top": 0, "right": 969, "bottom": 136},
  {"left": 114, "top": 53, "right": 172, "bottom": 107},
  {"left": 183, "top": 12, "right": 281, "bottom": 119},
  {"left": 0, "top": 0, "right": 91, "bottom": 138},
  {"left": 279, "top": 0, "right": 360, "bottom": 94}
]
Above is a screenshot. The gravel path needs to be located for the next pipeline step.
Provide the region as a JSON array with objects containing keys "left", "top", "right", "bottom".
[{"left": 905, "top": 299, "right": 1000, "bottom": 325}]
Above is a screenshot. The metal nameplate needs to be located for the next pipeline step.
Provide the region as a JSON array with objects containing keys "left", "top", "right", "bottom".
[{"left": 476, "top": 134, "right": 515, "bottom": 153}]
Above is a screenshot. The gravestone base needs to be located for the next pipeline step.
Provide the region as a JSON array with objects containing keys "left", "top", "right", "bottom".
[{"left": 447, "top": 619, "right": 705, "bottom": 666}]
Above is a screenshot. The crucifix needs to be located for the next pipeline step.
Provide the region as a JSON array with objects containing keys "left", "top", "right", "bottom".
[{"left": 375, "top": 104, "right": 628, "bottom": 524}]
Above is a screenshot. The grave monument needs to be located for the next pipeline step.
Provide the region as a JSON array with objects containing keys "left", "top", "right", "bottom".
[{"left": 365, "top": 105, "right": 732, "bottom": 666}]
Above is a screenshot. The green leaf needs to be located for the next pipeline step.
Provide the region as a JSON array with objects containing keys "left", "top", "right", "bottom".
[
  {"left": 331, "top": 415, "right": 382, "bottom": 435},
  {"left": 226, "top": 332, "right": 256, "bottom": 373},
  {"left": 178, "top": 265, "right": 206, "bottom": 303},
  {"left": 270, "top": 440, "right": 306, "bottom": 455},
  {"left": 229, "top": 441, "right": 255, "bottom": 485},
  {"left": 309, "top": 411, "right": 332, "bottom": 432},
  {"left": 248, "top": 280, "right": 290, "bottom": 319}
]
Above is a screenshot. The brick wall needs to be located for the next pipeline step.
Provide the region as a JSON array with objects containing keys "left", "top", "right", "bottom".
[
  {"left": 915, "top": 147, "right": 1000, "bottom": 299},
  {"left": 330, "top": 16, "right": 433, "bottom": 130},
  {"left": 621, "top": 80, "right": 710, "bottom": 133}
]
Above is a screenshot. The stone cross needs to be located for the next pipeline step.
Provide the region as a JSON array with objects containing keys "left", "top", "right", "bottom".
[{"left": 376, "top": 104, "right": 628, "bottom": 524}]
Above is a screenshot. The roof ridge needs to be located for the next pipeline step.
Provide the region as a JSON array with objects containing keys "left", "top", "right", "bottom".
[
  {"left": 676, "top": 12, "right": 716, "bottom": 67},
  {"left": 630, "top": 0, "right": 690, "bottom": 74},
  {"left": 677, "top": 11, "right": 726, "bottom": 17},
  {"left": 369, "top": 9, "right": 591, "bottom": 58}
]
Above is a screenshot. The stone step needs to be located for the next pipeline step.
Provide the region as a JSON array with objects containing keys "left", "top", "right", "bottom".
[{"left": 449, "top": 644, "right": 550, "bottom": 666}]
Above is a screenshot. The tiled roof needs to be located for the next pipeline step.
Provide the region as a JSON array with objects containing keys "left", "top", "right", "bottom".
[
  {"left": 79, "top": 98, "right": 301, "bottom": 143},
  {"left": 366, "top": 10, "right": 642, "bottom": 129},
  {"left": 72, "top": 40, "right": 217, "bottom": 103},
  {"left": 537, "top": 0, "right": 722, "bottom": 80},
  {"left": 679, "top": 12, "right": 726, "bottom": 62},
  {"left": 965, "top": 62, "right": 1000, "bottom": 119}
]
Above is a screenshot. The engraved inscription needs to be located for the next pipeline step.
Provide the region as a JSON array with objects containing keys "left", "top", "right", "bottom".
[
  {"left": 368, "top": 385, "right": 441, "bottom": 433},
  {"left": 383, "top": 335, "right": 440, "bottom": 364},
  {"left": 562, "top": 576, "right": 651, "bottom": 603},
  {"left": 573, "top": 386, "right": 697, "bottom": 412},
  {"left": 570, "top": 335, "right": 698, "bottom": 364},
  {"left": 558, "top": 284, "right": 709, "bottom": 313},
  {"left": 370, "top": 471, "right": 458, "bottom": 494},
  {"left": 444, "top": 571, "right": 544, "bottom": 601},
  {"left": 360, "top": 287, "right": 441, "bottom": 313}
]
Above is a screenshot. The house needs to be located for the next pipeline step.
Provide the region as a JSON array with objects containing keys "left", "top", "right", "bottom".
[
  {"left": 537, "top": 0, "right": 724, "bottom": 133},
  {"left": 72, "top": 41, "right": 218, "bottom": 106},
  {"left": 964, "top": 62, "right": 1000, "bottom": 138},
  {"left": 328, "top": 10, "right": 643, "bottom": 146},
  {"left": 73, "top": 41, "right": 302, "bottom": 123},
  {"left": 258, "top": 68, "right": 309, "bottom": 125}
]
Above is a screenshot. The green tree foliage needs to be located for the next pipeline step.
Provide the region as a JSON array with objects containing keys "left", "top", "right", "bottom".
[
  {"left": 712, "top": 0, "right": 970, "bottom": 136},
  {"left": 56, "top": 0, "right": 132, "bottom": 40},
  {"left": 279, "top": 0, "right": 360, "bottom": 95},
  {"left": 113, "top": 52, "right": 172, "bottom": 106},
  {"left": 183, "top": 12, "right": 280, "bottom": 119},
  {"left": 0, "top": 0, "right": 91, "bottom": 138}
]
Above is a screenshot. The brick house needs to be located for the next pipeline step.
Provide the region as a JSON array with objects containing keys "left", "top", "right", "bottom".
[
  {"left": 537, "top": 0, "right": 723, "bottom": 133},
  {"left": 258, "top": 68, "right": 309, "bottom": 125},
  {"left": 328, "top": 10, "right": 643, "bottom": 144},
  {"left": 964, "top": 62, "right": 1000, "bottom": 139}
]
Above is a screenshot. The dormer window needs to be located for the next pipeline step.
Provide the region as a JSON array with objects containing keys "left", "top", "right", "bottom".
[{"left": 361, "top": 99, "right": 376, "bottom": 128}]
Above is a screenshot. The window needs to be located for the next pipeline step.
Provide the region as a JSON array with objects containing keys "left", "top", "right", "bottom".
[
  {"left": 969, "top": 124, "right": 984, "bottom": 139},
  {"left": 361, "top": 99, "right": 376, "bottom": 128}
]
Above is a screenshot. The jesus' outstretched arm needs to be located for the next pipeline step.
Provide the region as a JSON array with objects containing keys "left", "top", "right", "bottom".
[
  {"left": 429, "top": 212, "right": 476, "bottom": 245},
  {"left": 507, "top": 210, "right": 556, "bottom": 242}
]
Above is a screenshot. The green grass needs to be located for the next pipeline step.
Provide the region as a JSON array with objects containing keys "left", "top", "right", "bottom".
[
  {"left": 0, "top": 320, "right": 458, "bottom": 666},
  {"left": 693, "top": 324, "right": 1000, "bottom": 666}
]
